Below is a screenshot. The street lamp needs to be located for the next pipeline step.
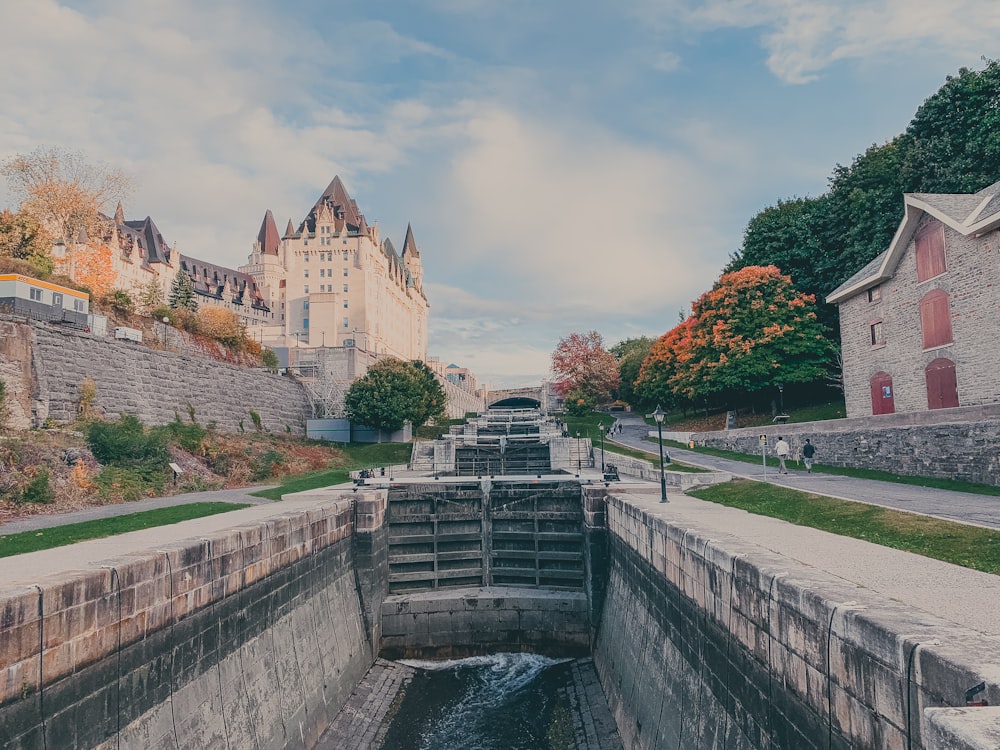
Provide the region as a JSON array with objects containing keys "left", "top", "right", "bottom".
[
  {"left": 162, "top": 317, "right": 169, "bottom": 350},
  {"left": 576, "top": 431, "right": 582, "bottom": 476},
  {"left": 598, "top": 422, "right": 605, "bottom": 473},
  {"left": 777, "top": 382, "right": 785, "bottom": 415},
  {"left": 652, "top": 405, "right": 670, "bottom": 503}
]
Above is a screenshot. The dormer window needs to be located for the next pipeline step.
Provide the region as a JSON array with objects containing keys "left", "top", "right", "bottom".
[
  {"left": 867, "top": 286, "right": 881, "bottom": 303},
  {"left": 915, "top": 222, "right": 946, "bottom": 282}
]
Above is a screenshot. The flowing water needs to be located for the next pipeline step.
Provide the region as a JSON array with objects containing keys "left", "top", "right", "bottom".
[{"left": 378, "top": 653, "right": 579, "bottom": 750}]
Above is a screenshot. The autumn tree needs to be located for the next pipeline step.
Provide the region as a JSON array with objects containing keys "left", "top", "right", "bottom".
[
  {"left": 634, "top": 318, "right": 695, "bottom": 410},
  {"left": 1, "top": 146, "right": 132, "bottom": 245},
  {"left": 551, "top": 331, "right": 620, "bottom": 412},
  {"left": 168, "top": 270, "right": 198, "bottom": 312},
  {"left": 0, "top": 208, "right": 53, "bottom": 275},
  {"left": 198, "top": 307, "right": 245, "bottom": 347},
  {"left": 345, "top": 358, "right": 438, "bottom": 432},
  {"left": 64, "top": 243, "right": 116, "bottom": 297},
  {"left": 640, "top": 266, "right": 831, "bottom": 407}
]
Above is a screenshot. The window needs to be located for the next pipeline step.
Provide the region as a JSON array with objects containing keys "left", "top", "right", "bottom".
[
  {"left": 304, "top": 269, "right": 309, "bottom": 278},
  {"left": 867, "top": 286, "right": 881, "bottom": 303},
  {"left": 303, "top": 253, "right": 310, "bottom": 262},
  {"left": 74, "top": 299, "right": 85, "bottom": 312},
  {"left": 52, "top": 294, "right": 63, "bottom": 307},
  {"left": 29, "top": 287, "right": 42, "bottom": 301},
  {"left": 304, "top": 285, "right": 309, "bottom": 294},
  {"left": 320, "top": 269, "right": 325, "bottom": 278},
  {"left": 303, "top": 300, "right": 309, "bottom": 309},
  {"left": 303, "top": 318, "right": 309, "bottom": 328},
  {"left": 915, "top": 222, "right": 946, "bottom": 282},
  {"left": 343, "top": 317, "right": 349, "bottom": 328},
  {"left": 342, "top": 251, "right": 348, "bottom": 260},
  {"left": 869, "top": 321, "right": 884, "bottom": 346},
  {"left": 919, "top": 289, "right": 952, "bottom": 349},
  {"left": 343, "top": 301, "right": 349, "bottom": 309},
  {"left": 343, "top": 268, "right": 348, "bottom": 277},
  {"left": 343, "top": 284, "right": 348, "bottom": 292}
]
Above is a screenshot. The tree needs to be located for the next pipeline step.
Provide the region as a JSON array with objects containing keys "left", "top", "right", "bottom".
[
  {"left": 410, "top": 360, "right": 448, "bottom": 427},
  {"left": 550, "top": 331, "right": 620, "bottom": 405},
  {"left": 344, "top": 358, "right": 425, "bottom": 432},
  {"left": 0, "top": 208, "right": 53, "bottom": 270},
  {"left": 138, "top": 278, "right": 164, "bottom": 314},
  {"left": 634, "top": 318, "right": 696, "bottom": 410},
  {"left": 1, "top": 146, "right": 132, "bottom": 244},
  {"left": 641, "top": 266, "right": 831, "bottom": 406},
  {"left": 198, "top": 307, "right": 245, "bottom": 347},
  {"left": 168, "top": 270, "right": 198, "bottom": 312},
  {"left": 64, "top": 242, "right": 116, "bottom": 297},
  {"left": 609, "top": 336, "right": 655, "bottom": 407}
]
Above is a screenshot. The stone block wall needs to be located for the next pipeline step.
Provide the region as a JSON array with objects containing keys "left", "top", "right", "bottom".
[
  {"left": 379, "top": 587, "right": 591, "bottom": 660},
  {"left": 692, "top": 404, "right": 1000, "bottom": 486},
  {"left": 593, "top": 495, "right": 1000, "bottom": 750},
  {"left": 0, "top": 498, "right": 375, "bottom": 749},
  {"left": 20, "top": 321, "right": 312, "bottom": 433}
]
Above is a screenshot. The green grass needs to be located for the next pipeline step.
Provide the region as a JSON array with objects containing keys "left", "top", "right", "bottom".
[
  {"left": 688, "top": 480, "right": 1000, "bottom": 575},
  {"left": 564, "top": 411, "right": 706, "bottom": 472},
  {"left": 0, "top": 502, "right": 250, "bottom": 558},
  {"left": 653, "top": 437, "right": 1000, "bottom": 496},
  {"left": 604, "top": 442, "right": 708, "bottom": 473},
  {"left": 250, "top": 441, "right": 413, "bottom": 501}
]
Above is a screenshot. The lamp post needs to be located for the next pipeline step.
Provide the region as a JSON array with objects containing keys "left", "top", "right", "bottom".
[
  {"left": 162, "top": 317, "right": 169, "bottom": 350},
  {"left": 652, "top": 405, "right": 669, "bottom": 503},
  {"left": 598, "top": 422, "right": 605, "bottom": 473},
  {"left": 777, "top": 382, "right": 785, "bottom": 415},
  {"left": 576, "top": 431, "right": 582, "bottom": 476}
]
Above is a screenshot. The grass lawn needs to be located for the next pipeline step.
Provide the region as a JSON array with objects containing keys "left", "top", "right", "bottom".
[
  {"left": 0, "top": 502, "right": 250, "bottom": 558},
  {"left": 653, "top": 437, "right": 1000, "bottom": 497},
  {"left": 688, "top": 480, "right": 1000, "bottom": 575},
  {"left": 604, "top": 442, "right": 708, "bottom": 473}
]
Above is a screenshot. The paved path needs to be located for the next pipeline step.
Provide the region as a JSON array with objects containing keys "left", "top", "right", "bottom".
[
  {"left": 607, "top": 412, "right": 1000, "bottom": 530},
  {"left": 0, "top": 486, "right": 275, "bottom": 535}
]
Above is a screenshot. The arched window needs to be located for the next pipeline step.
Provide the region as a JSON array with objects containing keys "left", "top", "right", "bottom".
[
  {"left": 919, "top": 289, "right": 953, "bottom": 349},
  {"left": 870, "top": 372, "right": 895, "bottom": 415},
  {"left": 915, "top": 222, "right": 946, "bottom": 282},
  {"left": 925, "top": 358, "right": 959, "bottom": 409}
]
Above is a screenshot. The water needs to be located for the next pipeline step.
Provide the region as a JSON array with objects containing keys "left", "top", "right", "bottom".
[{"left": 379, "top": 653, "right": 578, "bottom": 750}]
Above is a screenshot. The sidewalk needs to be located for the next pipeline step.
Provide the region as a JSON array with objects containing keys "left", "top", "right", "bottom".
[{"left": 607, "top": 412, "right": 1000, "bottom": 530}]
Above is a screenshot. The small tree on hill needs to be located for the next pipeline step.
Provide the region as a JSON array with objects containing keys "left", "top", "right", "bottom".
[
  {"left": 551, "top": 331, "right": 620, "bottom": 406},
  {"left": 345, "top": 358, "right": 424, "bottom": 433},
  {"left": 168, "top": 270, "right": 198, "bottom": 312}
]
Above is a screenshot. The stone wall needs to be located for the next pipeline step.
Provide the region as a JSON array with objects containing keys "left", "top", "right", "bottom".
[
  {"left": 438, "top": 376, "right": 485, "bottom": 419},
  {"left": 379, "top": 588, "right": 591, "bottom": 659},
  {"left": 0, "top": 497, "right": 374, "bottom": 749},
  {"left": 593, "top": 495, "right": 1000, "bottom": 750},
  {"left": 13, "top": 320, "right": 312, "bottom": 433},
  {"left": 692, "top": 404, "right": 1000, "bottom": 486}
]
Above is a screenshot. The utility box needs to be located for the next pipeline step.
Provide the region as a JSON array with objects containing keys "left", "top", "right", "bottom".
[
  {"left": 114, "top": 326, "right": 143, "bottom": 343},
  {"left": 87, "top": 314, "right": 108, "bottom": 337}
]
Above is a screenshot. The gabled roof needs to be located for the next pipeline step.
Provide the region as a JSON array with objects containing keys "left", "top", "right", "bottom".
[
  {"left": 179, "top": 253, "right": 270, "bottom": 311},
  {"left": 299, "top": 175, "right": 367, "bottom": 236},
  {"left": 256, "top": 210, "right": 281, "bottom": 255},
  {"left": 122, "top": 216, "right": 172, "bottom": 266},
  {"left": 827, "top": 179, "right": 1000, "bottom": 304}
]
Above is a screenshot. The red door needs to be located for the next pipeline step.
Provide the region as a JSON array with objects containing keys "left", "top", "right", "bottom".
[
  {"left": 870, "top": 372, "right": 895, "bottom": 415},
  {"left": 926, "top": 358, "right": 959, "bottom": 409}
]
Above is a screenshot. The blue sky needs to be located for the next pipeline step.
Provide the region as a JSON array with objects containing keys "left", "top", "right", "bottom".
[{"left": 1, "top": 1, "right": 996, "bottom": 387}]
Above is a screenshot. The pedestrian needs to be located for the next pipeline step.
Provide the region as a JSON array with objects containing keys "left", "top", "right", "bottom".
[
  {"left": 774, "top": 436, "right": 790, "bottom": 474},
  {"left": 802, "top": 438, "right": 815, "bottom": 473}
]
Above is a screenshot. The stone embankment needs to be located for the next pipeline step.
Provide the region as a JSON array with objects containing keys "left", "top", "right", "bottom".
[{"left": 691, "top": 404, "right": 1000, "bottom": 486}]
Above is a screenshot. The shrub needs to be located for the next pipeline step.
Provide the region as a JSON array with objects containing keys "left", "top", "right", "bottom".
[
  {"left": 249, "top": 410, "right": 262, "bottom": 433},
  {"left": 0, "top": 378, "right": 7, "bottom": 428},
  {"left": 197, "top": 307, "right": 245, "bottom": 348},
  {"left": 93, "top": 465, "right": 160, "bottom": 503},
  {"left": 18, "top": 469, "right": 54, "bottom": 504},
  {"left": 158, "top": 416, "right": 208, "bottom": 454},
  {"left": 261, "top": 349, "right": 279, "bottom": 371},
  {"left": 86, "top": 414, "right": 169, "bottom": 476},
  {"left": 78, "top": 376, "right": 97, "bottom": 420},
  {"left": 252, "top": 450, "right": 285, "bottom": 481},
  {"left": 100, "top": 289, "right": 135, "bottom": 318}
]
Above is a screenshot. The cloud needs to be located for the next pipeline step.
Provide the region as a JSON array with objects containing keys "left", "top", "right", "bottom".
[{"left": 629, "top": 0, "right": 1000, "bottom": 83}]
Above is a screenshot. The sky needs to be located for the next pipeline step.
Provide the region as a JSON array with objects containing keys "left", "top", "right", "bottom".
[{"left": 1, "top": 1, "right": 997, "bottom": 388}]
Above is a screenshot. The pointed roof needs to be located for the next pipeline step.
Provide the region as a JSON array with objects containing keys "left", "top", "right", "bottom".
[
  {"left": 114, "top": 202, "right": 125, "bottom": 225},
  {"left": 300, "top": 175, "right": 367, "bottom": 235},
  {"left": 123, "top": 216, "right": 171, "bottom": 266},
  {"left": 402, "top": 223, "right": 420, "bottom": 258},
  {"left": 284, "top": 219, "right": 295, "bottom": 239},
  {"left": 827, "top": 179, "right": 1000, "bottom": 303},
  {"left": 256, "top": 210, "right": 281, "bottom": 255}
]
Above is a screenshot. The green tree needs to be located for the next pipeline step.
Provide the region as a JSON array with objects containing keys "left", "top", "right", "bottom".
[
  {"left": 609, "top": 336, "right": 655, "bottom": 407},
  {"left": 345, "top": 358, "right": 424, "bottom": 433},
  {"left": 138, "top": 278, "right": 164, "bottom": 313},
  {"left": 168, "top": 270, "right": 198, "bottom": 312},
  {"left": 410, "top": 360, "right": 448, "bottom": 427}
]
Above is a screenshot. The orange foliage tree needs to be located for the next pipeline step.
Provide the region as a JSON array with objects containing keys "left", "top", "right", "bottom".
[
  {"left": 636, "top": 265, "right": 831, "bottom": 407},
  {"left": 61, "top": 242, "right": 116, "bottom": 297}
]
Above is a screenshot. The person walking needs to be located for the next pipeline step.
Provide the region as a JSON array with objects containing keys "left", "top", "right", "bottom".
[
  {"left": 802, "top": 438, "right": 816, "bottom": 473},
  {"left": 774, "top": 436, "right": 790, "bottom": 474}
]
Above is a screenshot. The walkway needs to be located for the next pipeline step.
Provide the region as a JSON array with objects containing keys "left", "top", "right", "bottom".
[{"left": 607, "top": 412, "right": 1000, "bottom": 530}]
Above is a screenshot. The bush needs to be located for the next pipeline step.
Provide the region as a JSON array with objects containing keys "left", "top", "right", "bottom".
[
  {"left": 251, "top": 450, "right": 285, "bottom": 481},
  {"left": 261, "top": 349, "right": 279, "bottom": 371},
  {"left": 100, "top": 289, "right": 135, "bottom": 318},
  {"left": 18, "top": 469, "right": 53, "bottom": 504},
  {"left": 86, "top": 414, "right": 169, "bottom": 476},
  {"left": 157, "top": 416, "right": 208, "bottom": 454},
  {"left": 249, "top": 410, "right": 262, "bottom": 433},
  {"left": 198, "top": 307, "right": 245, "bottom": 348},
  {"left": 93, "top": 465, "right": 162, "bottom": 503}
]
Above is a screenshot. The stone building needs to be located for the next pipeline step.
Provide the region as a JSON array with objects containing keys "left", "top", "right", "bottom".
[
  {"left": 827, "top": 180, "right": 1000, "bottom": 417},
  {"left": 241, "top": 176, "right": 429, "bottom": 361}
]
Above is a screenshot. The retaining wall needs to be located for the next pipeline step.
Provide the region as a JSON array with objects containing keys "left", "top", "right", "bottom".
[
  {"left": 8, "top": 320, "right": 312, "bottom": 433},
  {"left": 0, "top": 497, "right": 374, "bottom": 749},
  {"left": 692, "top": 403, "right": 1000, "bottom": 486},
  {"left": 593, "top": 494, "right": 1000, "bottom": 750}
]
